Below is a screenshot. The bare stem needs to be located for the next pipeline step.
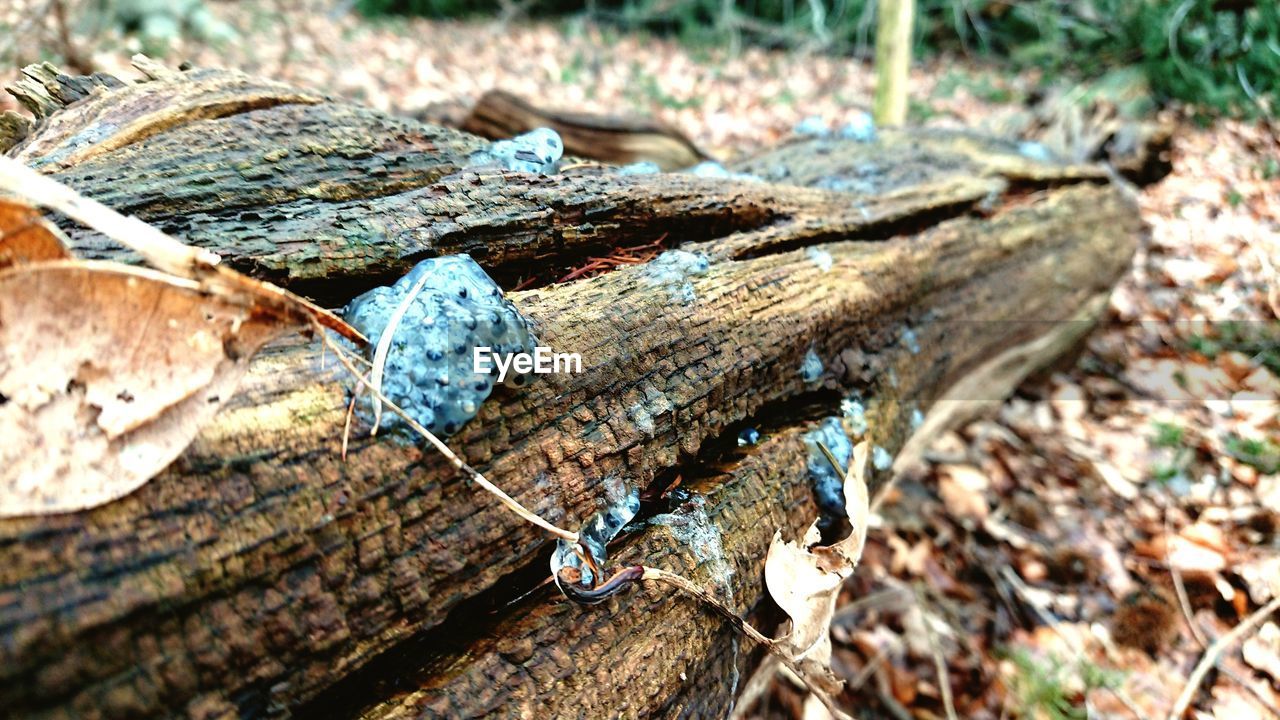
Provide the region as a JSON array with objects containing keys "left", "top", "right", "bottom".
[
  {"left": 318, "top": 325, "right": 579, "bottom": 544},
  {"left": 1167, "top": 595, "right": 1280, "bottom": 720},
  {"left": 641, "top": 567, "right": 853, "bottom": 720},
  {"left": 0, "top": 156, "right": 219, "bottom": 277},
  {"left": 367, "top": 269, "right": 435, "bottom": 434}
]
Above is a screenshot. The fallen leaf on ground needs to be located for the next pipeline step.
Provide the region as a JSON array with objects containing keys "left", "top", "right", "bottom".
[
  {"left": 1242, "top": 622, "right": 1280, "bottom": 684},
  {"left": 937, "top": 463, "right": 991, "bottom": 522},
  {"left": 0, "top": 261, "right": 299, "bottom": 516}
]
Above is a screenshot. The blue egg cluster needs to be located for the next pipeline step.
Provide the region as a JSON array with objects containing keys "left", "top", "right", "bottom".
[
  {"left": 467, "top": 127, "right": 564, "bottom": 174},
  {"left": 617, "top": 160, "right": 662, "bottom": 175},
  {"left": 642, "top": 249, "right": 710, "bottom": 303},
  {"left": 804, "top": 416, "right": 855, "bottom": 520},
  {"left": 792, "top": 111, "right": 876, "bottom": 142},
  {"left": 799, "top": 348, "right": 824, "bottom": 383},
  {"left": 682, "top": 160, "right": 763, "bottom": 183},
  {"left": 343, "top": 254, "right": 537, "bottom": 438},
  {"left": 551, "top": 484, "right": 640, "bottom": 587},
  {"left": 839, "top": 111, "right": 877, "bottom": 143}
]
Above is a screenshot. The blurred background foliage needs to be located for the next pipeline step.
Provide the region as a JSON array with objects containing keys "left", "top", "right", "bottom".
[{"left": 355, "top": 0, "right": 1279, "bottom": 118}]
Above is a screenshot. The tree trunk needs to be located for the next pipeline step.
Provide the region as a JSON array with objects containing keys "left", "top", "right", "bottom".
[{"left": 0, "top": 61, "right": 1145, "bottom": 719}]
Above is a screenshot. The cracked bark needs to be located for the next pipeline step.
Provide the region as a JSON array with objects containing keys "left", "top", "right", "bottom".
[{"left": 1, "top": 61, "right": 1147, "bottom": 719}]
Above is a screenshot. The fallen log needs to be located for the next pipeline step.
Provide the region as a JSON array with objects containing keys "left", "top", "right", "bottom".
[{"left": 0, "top": 60, "right": 1145, "bottom": 719}]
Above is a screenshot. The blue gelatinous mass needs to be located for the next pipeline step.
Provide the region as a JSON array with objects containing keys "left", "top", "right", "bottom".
[
  {"left": 642, "top": 249, "right": 710, "bottom": 303},
  {"left": 617, "top": 161, "right": 661, "bottom": 175},
  {"left": 342, "top": 254, "right": 537, "bottom": 438},
  {"left": 839, "top": 111, "right": 877, "bottom": 143},
  {"left": 467, "top": 127, "right": 564, "bottom": 174},
  {"left": 799, "top": 348, "right": 824, "bottom": 383},
  {"left": 682, "top": 161, "right": 763, "bottom": 183},
  {"left": 794, "top": 116, "right": 830, "bottom": 137},
  {"left": 804, "top": 416, "right": 854, "bottom": 520}
]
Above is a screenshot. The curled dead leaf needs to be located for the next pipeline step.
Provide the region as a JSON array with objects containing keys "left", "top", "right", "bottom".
[
  {"left": 0, "top": 261, "right": 299, "bottom": 517},
  {"left": 764, "top": 440, "right": 871, "bottom": 690}
]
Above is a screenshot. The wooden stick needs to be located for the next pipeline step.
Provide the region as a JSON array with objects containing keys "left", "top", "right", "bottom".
[
  {"left": 873, "top": 0, "right": 915, "bottom": 126},
  {"left": 641, "top": 567, "right": 854, "bottom": 720},
  {"left": 1167, "top": 595, "right": 1280, "bottom": 720}
]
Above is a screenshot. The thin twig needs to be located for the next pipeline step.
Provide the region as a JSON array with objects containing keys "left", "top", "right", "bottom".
[
  {"left": 0, "top": 156, "right": 218, "bottom": 277},
  {"left": 874, "top": 665, "right": 914, "bottom": 720},
  {"left": 999, "top": 566, "right": 1150, "bottom": 720},
  {"left": 318, "top": 326, "right": 579, "bottom": 544},
  {"left": 832, "top": 586, "right": 912, "bottom": 622},
  {"left": 1165, "top": 515, "right": 1208, "bottom": 650},
  {"left": 341, "top": 393, "right": 358, "bottom": 460},
  {"left": 367, "top": 269, "right": 435, "bottom": 433},
  {"left": 1167, "top": 596, "right": 1280, "bottom": 720},
  {"left": 848, "top": 645, "right": 890, "bottom": 691},
  {"left": 1170, "top": 565, "right": 1206, "bottom": 648},
  {"left": 726, "top": 655, "right": 781, "bottom": 720},
  {"left": 50, "top": 0, "right": 92, "bottom": 74},
  {"left": 641, "top": 567, "right": 854, "bottom": 720},
  {"left": 914, "top": 585, "right": 959, "bottom": 720}
]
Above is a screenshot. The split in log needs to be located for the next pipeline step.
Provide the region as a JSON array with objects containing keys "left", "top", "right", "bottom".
[{"left": 0, "top": 59, "right": 1150, "bottom": 719}]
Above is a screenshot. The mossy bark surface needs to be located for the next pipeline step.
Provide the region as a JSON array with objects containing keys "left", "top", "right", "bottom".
[{"left": 1, "top": 63, "right": 1144, "bottom": 719}]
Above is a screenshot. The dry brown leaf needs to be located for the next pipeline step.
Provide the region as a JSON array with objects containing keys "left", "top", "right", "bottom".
[
  {"left": 766, "top": 522, "right": 838, "bottom": 662},
  {"left": 0, "top": 261, "right": 299, "bottom": 517},
  {"left": 937, "top": 463, "right": 991, "bottom": 523},
  {"left": 0, "top": 197, "right": 71, "bottom": 269},
  {"left": 764, "top": 440, "right": 871, "bottom": 686},
  {"left": 0, "top": 157, "right": 363, "bottom": 343}
]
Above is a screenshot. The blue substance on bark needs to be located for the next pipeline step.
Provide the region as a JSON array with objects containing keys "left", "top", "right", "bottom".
[
  {"left": 683, "top": 161, "right": 763, "bottom": 183},
  {"left": 841, "top": 395, "right": 868, "bottom": 436},
  {"left": 794, "top": 116, "right": 829, "bottom": 136},
  {"left": 643, "top": 249, "right": 710, "bottom": 303},
  {"left": 1017, "top": 140, "right": 1055, "bottom": 163},
  {"left": 342, "top": 254, "right": 536, "bottom": 438},
  {"left": 799, "top": 348, "right": 824, "bottom": 383},
  {"left": 804, "top": 417, "right": 854, "bottom": 521},
  {"left": 839, "top": 111, "right": 876, "bottom": 142},
  {"left": 873, "top": 445, "right": 893, "bottom": 471},
  {"left": 806, "top": 247, "right": 834, "bottom": 272},
  {"left": 618, "top": 161, "right": 661, "bottom": 175},
  {"left": 902, "top": 326, "right": 921, "bottom": 354},
  {"left": 467, "top": 127, "right": 564, "bottom": 174},
  {"left": 552, "top": 482, "right": 640, "bottom": 587}
]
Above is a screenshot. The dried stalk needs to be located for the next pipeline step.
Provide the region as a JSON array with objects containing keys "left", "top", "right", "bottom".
[
  {"left": 1167, "top": 595, "right": 1280, "bottom": 720},
  {"left": 641, "top": 566, "right": 854, "bottom": 720},
  {"left": 317, "top": 326, "right": 579, "bottom": 544}
]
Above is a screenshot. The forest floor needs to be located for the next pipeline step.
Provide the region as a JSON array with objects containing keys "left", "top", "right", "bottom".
[{"left": 3, "top": 2, "right": 1279, "bottom": 718}]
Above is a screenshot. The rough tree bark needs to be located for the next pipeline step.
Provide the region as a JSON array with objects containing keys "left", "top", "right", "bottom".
[{"left": 0, "top": 60, "right": 1147, "bottom": 719}]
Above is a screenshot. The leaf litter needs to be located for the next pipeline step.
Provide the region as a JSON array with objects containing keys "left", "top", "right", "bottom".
[{"left": 3, "top": 6, "right": 1279, "bottom": 716}]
